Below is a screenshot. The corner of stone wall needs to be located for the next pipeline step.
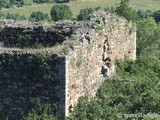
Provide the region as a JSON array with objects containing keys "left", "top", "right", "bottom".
[
  {"left": 55, "top": 56, "right": 68, "bottom": 119},
  {"left": 65, "top": 56, "right": 69, "bottom": 117}
]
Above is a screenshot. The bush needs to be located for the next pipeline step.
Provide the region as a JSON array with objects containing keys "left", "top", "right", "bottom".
[
  {"left": 29, "top": 11, "right": 49, "bottom": 22},
  {"left": 23, "top": 98, "right": 57, "bottom": 120},
  {"left": 55, "top": 0, "right": 69, "bottom": 3},
  {"left": 50, "top": 4, "right": 72, "bottom": 21},
  {"left": 115, "top": 0, "right": 137, "bottom": 21},
  {"left": 104, "top": 7, "right": 116, "bottom": 14},
  {"left": 10, "top": 0, "right": 25, "bottom": 7},
  {"left": 33, "top": 0, "right": 54, "bottom": 4},
  {"left": 77, "top": 8, "right": 93, "bottom": 21},
  {"left": 153, "top": 10, "right": 160, "bottom": 22},
  {"left": 0, "top": 0, "right": 25, "bottom": 8},
  {"left": 0, "top": 0, "right": 10, "bottom": 8},
  {"left": 0, "top": 13, "right": 5, "bottom": 19},
  {"left": 68, "top": 76, "right": 160, "bottom": 120},
  {"left": 5, "top": 13, "right": 26, "bottom": 20},
  {"left": 137, "top": 10, "right": 153, "bottom": 20}
]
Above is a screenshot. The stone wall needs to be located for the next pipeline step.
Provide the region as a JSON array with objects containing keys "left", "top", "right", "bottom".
[
  {"left": 0, "top": 20, "right": 73, "bottom": 48},
  {"left": 66, "top": 11, "right": 136, "bottom": 115},
  {"left": 0, "top": 49, "right": 66, "bottom": 120},
  {"left": 0, "top": 10, "right": 136, "bottom": 119}
]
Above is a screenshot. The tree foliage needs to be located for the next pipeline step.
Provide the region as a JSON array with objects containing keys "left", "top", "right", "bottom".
[
  {"left": 153, "top": 10, "right": 160, "bottom": 22},
  {"left": 50, "top": 4, "right": 72, "bottom": 21},
  {"left": 0, "top": 0, "right": 10, "bottom": 8},
  {"left": 24, "top": 98, "right": 57, "bottom": 120},
  {"left": 136, "top": 18, "right": 158, "bottom": 55},
  {"left": 9, "top": 0, "right": 24, "bottom": 7},
  {"left": 77, "top": 8, "right": 93, "bottom": 21},
  {"left": 55, "top": 0, "right": 69, "bottom": 3},
  {"left": 0, "top": 0, "right": 24, "bottom": 8},
  {"left": 115, "top": 0, "right": 137, "bottom": 21},
  {"left": 137, "top": 10, "right": 153, "bottom": 20},
  {"left": 29, "top": 11, "right": 49, "bottom": 22},
  {"left": 33, "top": 0, "right": 54, "bottom": 4},
  {"left": 0, "top": 13, "right": 26, "bottom": 20}
]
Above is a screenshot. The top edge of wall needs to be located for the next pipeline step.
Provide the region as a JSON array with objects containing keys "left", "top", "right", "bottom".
[
  {"left": 0, "top": 10, "right": 134, "bottom": 55},
  {"left": 0, "top": 47, "right": 64, "bottom": 56},
  {"left": 0, "top": 10, "right": 130, "bottom": 29}
]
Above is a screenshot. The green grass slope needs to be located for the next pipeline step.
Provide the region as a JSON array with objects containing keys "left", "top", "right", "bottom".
[{"left": 0, "top": 0, "right": 160, "bottom": 18}]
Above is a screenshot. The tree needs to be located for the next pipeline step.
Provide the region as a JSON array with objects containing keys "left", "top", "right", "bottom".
[
  {"left": 0, "top": 0, "right": 8, "bottom": 8},
  {"left": 0, "top": 13, "right": 5, "bottom": 19},
  {"left": 153, "top": 10, "right": 160, "bottom": 22},
  {"left": 9, "top": 0, "right": 24, "bottom": 7},
  {"left": 137, "top": 10, "right": 153, "bottom": 20},
  {"left": 55, "top": 0, "right": 69, "bottom": 3},
  {"left": 115, "top": 0, "right": 137, "bottom": 21},
  {"left": 136, "top": 17, "right": 158, "bottom": 56},
  {"left": 5, "top": 13, "right": 26, "bottom": 20},
  {"left": 77, "top": 8, "right": 93, "bottom": 21},
  {"left": 50, "top": 4, "right": 72, "bottom": 21},
  {"left": 33, "top": 0, "right": 54, "bottom": 4},
  {"left": 29, "top": 11, "right": 49, "bottom": 22}
]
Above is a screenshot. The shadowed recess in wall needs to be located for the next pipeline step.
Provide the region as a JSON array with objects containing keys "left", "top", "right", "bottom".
[
  {"left": 0, "top": 52, "right": 65, "bottom": 119},
  {"left": 0, "top": 25, "right": 73, "bottom": 48}
]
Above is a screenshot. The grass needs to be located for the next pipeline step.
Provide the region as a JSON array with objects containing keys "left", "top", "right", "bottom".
[
  {"left": 0, "top": 0, "right": 160, "bottom": 18},
  {"left": 130, "top": 0, "right": 160, "bottom": 11},
  {"left": 0, "top": 4, "right": 53, "bottom": 18}
]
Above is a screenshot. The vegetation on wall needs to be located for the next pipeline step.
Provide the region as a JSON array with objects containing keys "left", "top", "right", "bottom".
[{"left": 76, "top": 56, "right": 83, "bottom": 67}]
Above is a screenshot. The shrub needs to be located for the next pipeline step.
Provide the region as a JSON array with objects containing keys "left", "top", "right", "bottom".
[
  {"left": 104, "top": 7, "right": 116, "bottom": 14},
  {"left": 10, "top": 0, "right": 25, "bottom": 7},
  {"left": 5, "top": 13, "right": 26, "bottom": 20},
  {"left": 24, "top": 98, "right": 57, "bottom": 120},
  {"left": 137, "top": 10, "right": 153, "bottom": 20},
  {"left": 0, "top": 0, "right": 13, "bottom": 8},
  {"left": 115, "top": 0, "right": 137, "bottom": 21},
  {"left": 77, "top": 8, "right": 93, "bottom": 21},
  {"left": 50, "top": 4, "right": 72, "bottom": 21},
  {"left": 153, "top": 10, "right": 160, "bottom": 22},
  {"left": 33, "top": 0, "right": 54, "bottom": 4},
  {"left": 55, "top": 0, "right": 69, "bottom": 3},
  {"left": 29, "top": 11, "right": 49, "bottom": 22},
  {"left": 76, "top": 56, "right": 83, "bottom": 67},
  {"left": 0, "top": 13, "right": 5, "bottom": 19}
]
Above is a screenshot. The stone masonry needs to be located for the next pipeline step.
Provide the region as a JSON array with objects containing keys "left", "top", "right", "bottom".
[{"left": 0, "top": 10, "right": 136, "bottom": 119}]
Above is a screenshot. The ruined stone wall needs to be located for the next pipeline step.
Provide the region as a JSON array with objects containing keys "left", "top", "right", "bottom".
[
  {"left": 0, "top": 20, "right": 73, "bottom": 48},
  {"left": 0, "top": 10, "right": 136, "bottom": 119},
  {"left": 66, "top": 11, "right": 136, "bottom": 115},
  {"left": 0, "top": 49, "right": 66, "bottom": 120}
]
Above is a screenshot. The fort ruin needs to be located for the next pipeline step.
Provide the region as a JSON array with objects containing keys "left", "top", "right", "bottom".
[{"left": 0, "top": 11, "right": 136, "bottom": 119}]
